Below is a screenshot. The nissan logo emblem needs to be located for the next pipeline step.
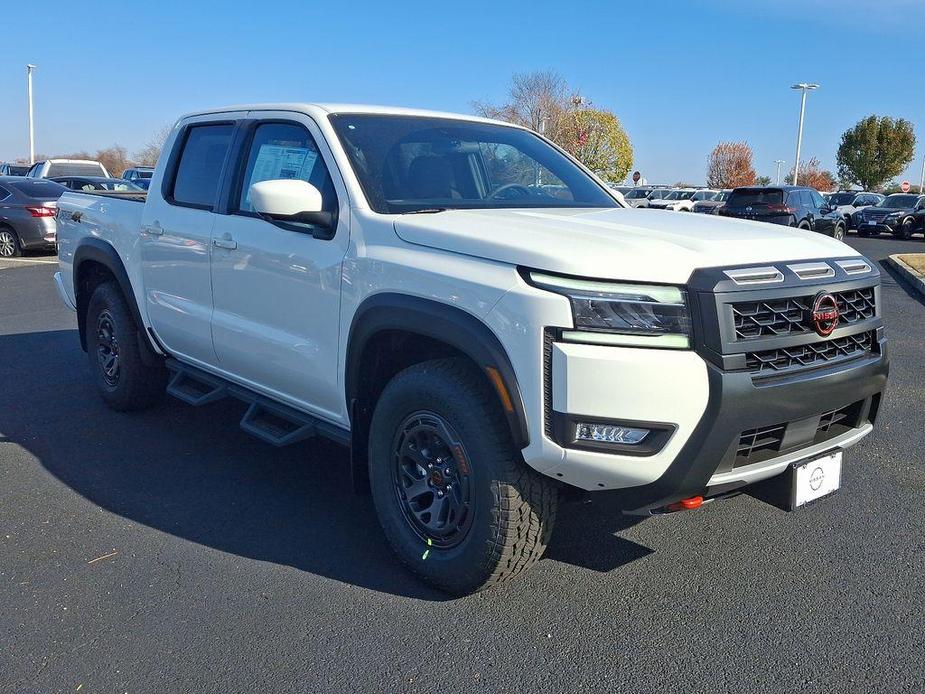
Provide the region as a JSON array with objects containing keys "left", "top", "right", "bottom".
[
  {"left": 809, "top": 466, "right": 825, "bottom": 491},
  {"left": 809, "top": 292, "right": 839, "bottom": 337}
]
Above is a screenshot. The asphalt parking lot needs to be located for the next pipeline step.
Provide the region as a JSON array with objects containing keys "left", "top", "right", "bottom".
[{"left": 1, "top": 237, "right": 924, "bottom": 693}]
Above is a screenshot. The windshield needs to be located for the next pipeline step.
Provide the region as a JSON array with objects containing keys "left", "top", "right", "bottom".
[
  {"left": 879, "top": 195, "right": 918, "bottom": 209},
  {"left": 625, "top": 188, "right": 650, "bottom": 199},
  {"left": 135, "top": 170, "right": 153, "bottom": 179},
  {"left": 828, "top": 193, "right": 857, "bottom": 206},
  {"left": 714, "top": 191, "right": 730, "bottom": 201},
  {"left": 665, "top": 190, "right": 694, "bottom": 200},
  {"left": 647, "top": 189, "right": 670, "bottom": 199},
  {"left": 329, "top": 114, "right": 616, "bottom": 213},
  {"left": 692, "top": 191, "right": 715, "bottom": 201}
]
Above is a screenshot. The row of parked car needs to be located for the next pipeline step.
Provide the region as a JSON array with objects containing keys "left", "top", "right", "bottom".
[
  {"left": 0, "top": 159, "right": 156, "bottom": 257},
  {"left": 610, "top": 183, "right": 925, "bottom": 241}
]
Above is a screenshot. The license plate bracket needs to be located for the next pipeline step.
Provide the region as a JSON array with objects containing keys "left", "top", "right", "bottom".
[{"left": 746, "top": 451, "right": 843, "bottom": 511}]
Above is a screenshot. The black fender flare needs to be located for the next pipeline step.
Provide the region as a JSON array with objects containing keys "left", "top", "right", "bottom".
[
  {"left": 72, "top": 238, "right": 152, "bottom": 356},
  {"left": 346, "top": 293, "right": 530, "bottom": 450}
]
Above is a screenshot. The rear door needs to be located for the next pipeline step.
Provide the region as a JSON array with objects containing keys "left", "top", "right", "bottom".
[
  {"left": 139, "top": 113, "right": 244, "bottom": 366},
  {"left": 208, "top": 112, "right": 351, "bottom": 421},
  {"left": 808, "top": 189, "right": 836, "bottom": 233}
]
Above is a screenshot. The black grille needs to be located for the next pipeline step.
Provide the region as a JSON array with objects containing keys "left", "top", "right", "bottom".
[
  {"left": 746, "top": 331, "right": 874, "bottom": 374},
  {"left": 734, "top": 400, "right": 865, "bottom": 468},
  {"left": 737, "top": 423, "right": 786, "bottom": 460},
  {"left": 732, "top": 287, "right": 875, "bottom": 339},
  {"left": 859, "top": 208, "right": 891, "bottom": 223}
]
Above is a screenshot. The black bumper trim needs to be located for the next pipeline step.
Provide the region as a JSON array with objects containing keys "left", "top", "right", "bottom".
[{"left": 595, "top": 337, "right": 888, "bottom": 514}]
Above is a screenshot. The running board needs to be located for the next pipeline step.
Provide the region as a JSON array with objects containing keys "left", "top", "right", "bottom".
[{"left": 164, "top": 359, "right": 349, "bottom": 448}]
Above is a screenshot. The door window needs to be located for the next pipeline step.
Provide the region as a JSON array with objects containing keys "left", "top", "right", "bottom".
[
  {"left": 235, "top": 122, "right": 336, "bottom": 222},
  {"left": 810, "top": 190, "right": 827, "bottom": 209},
  {"left": 170, "top": 124, "right": 234, "bottom": 209}
]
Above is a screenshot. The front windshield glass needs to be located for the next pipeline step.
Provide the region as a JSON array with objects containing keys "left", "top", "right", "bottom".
[
  {"left": 880, "top": 195, "right": 918, "bottom": 208},
  {"left": 625, "top": 188, "right": 651, "bottom": 199},
  {"left": 329, "top": 114, "right": 617, "bottom": 213},
  {"left": 648, "top": 189, "right": 670, "bottom": 199},
  {"left": 692, "top": 191, "right": 715, "bottom": 201},
  {"left": 666, "top": 190, "right": 695, "bottom": 200},
  {"left": 715, "top": 191, "right": 730, "bottom": 201},
  {"left": 828, "top": 193, "right": 856, "bottom": 206}
]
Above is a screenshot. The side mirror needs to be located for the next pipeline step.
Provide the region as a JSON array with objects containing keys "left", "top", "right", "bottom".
[{"left": 249, "top": 179, "right": 334, "bottom": 236}]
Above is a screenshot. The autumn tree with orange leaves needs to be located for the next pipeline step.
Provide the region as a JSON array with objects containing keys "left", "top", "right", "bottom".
[
  {"left": 707, "top": 142, "right": 757, "bottom": 188},
  {"left": 788, "top": 157, "right": 837, "bottom": 191}
]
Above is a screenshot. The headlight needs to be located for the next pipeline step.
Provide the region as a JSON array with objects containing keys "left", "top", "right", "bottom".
[{"left": 529, "top": 272, "right": 691, "bottom": 348}]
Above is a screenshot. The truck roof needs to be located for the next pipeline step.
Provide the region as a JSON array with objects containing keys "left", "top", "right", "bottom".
[{"left": 179, "top": 103, "right": 517, "bottom": 129}]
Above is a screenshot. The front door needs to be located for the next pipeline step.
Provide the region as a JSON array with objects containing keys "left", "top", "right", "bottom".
[{"left": 209, "top": 115, "right": 350, "bottom": 423}]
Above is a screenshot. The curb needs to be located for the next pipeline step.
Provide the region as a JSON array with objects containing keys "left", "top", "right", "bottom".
[{"left": 886, "top": 254, "right": 925, "bottom": 301}]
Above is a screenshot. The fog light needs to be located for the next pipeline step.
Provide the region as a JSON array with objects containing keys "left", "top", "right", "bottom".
[{"left": 575, "top": 423, "right": 649, "bottom": 445}]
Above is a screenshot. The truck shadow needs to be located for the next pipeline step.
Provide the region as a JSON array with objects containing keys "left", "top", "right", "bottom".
[{"left": 1, "top": 329, "right": 650, "bottom": 601}]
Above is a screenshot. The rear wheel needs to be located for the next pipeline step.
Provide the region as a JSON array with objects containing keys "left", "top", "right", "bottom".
[
  {"left": 0, "top": 227, "right": 21, "bottom": 258},
  {"left": 86, "top": 281, "right": 166, "bottom": 411},
  {"left": 368, "top": 358, "right": 557, "bottom": 595},
  {"left": 797, "top": 221, "right": 811, "bottom": 230},
  {"left": 833, "top": 224, "right": 846, "bottom": 241}
]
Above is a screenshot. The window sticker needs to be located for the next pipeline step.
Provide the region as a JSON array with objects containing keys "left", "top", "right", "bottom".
[{"left": 244, "top": 144, "right": 319, "bottom": 207}]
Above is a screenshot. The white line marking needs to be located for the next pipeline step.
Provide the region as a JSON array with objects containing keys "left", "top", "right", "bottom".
[{"left": 0, "top": 257, "right": 58, "bottom": 265}]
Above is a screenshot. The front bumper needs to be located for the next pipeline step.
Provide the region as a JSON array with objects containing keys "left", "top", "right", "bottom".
[{"left": 857, "top": 220, "right": 899, "bottom": 234}]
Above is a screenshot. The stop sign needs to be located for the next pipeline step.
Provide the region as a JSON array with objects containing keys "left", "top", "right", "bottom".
[
  {"left": 901, "top": 180, "right": 911, "bottom": 193},
  {"left": 632, "top": 171, "right": 641, "bottom": 184}
]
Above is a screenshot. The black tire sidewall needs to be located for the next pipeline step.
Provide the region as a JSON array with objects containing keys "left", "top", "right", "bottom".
[
  {"left": 86, "top": 282, "right": 152, "bottom": 409},
  {"left": 368, "top": 362, "right": 513, "bottom": 593}
]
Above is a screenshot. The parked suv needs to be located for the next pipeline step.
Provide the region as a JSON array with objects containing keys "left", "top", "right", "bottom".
[
  {"left": 648, "top": 189, "right": 718, "bottom": 212},
  {"left": 855, "top": 194, "right": 925, "bottom": 239},
  {"left": 692, "top": 190, "right": 731, "bottom": 214},
  {"left": 0, "top": 162, "right": 31, "bottom": 176},
  {"left": 121, "top": 167, "right": 155, "bottom": 190},
  {"left": 719, "top": 186, "right": 846, "bottom": 240},
  {"left": 54, "top": 104, "right": 887, "bottom": 594},
  {"left": 623, "top": 187, "right": 671, "bottom": 208},
  {"left": 26, "top": 159, "right": 111, "bottom": 179},
  {"left": 826, "top": 191, "right": 884, "bottom": 230}
]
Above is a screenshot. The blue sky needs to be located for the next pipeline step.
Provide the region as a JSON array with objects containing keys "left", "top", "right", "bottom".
[{"left": 2, "top": 0, "right": 923, "bottom": 185}]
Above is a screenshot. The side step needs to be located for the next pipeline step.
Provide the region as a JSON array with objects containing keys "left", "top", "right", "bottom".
[{"left": 164, "top": 359, "right": 349, "bottom": 448}]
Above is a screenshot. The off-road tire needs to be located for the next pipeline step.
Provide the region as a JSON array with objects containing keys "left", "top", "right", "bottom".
[
  {"left": 368, "top": 358, "right": 557, "bottom": 595},
  {"left": 86, "top": 281, "right": 166, "bottom": 411}
]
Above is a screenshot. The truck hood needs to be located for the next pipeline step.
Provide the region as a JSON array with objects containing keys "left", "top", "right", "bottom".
[{"left": 393, "top": 207, "right": 859, "bottom": 284}]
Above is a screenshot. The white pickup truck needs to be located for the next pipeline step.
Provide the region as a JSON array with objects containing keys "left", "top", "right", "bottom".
[{"left": 54, "top": 104, "right": 889, "bottom": 594}]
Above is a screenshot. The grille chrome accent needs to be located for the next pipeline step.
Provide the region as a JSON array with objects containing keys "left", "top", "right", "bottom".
[
  {"left": 731, "top": 287, "right": 875, "bottom": 339},
  {"left": 746, "top": 332, "right": 874, "bottom": 374},
  {"left": 724, "top": 266, "right": 785, "bottom": 285},
  {"left": 787, "top": 261, "right": 835, "bottom": 280},
  {"left": 835, "top": 258, "right": 872, "bottom": 275}
]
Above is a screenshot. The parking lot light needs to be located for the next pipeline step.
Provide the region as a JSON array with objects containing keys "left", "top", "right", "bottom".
[
  {"left": 790, "top": 83, "right": 819, "bottom": 185},
  {"left": 775, "top": 159, "right": 785, "bottom": 185},
  {"left": 26, "top": 64, "right": 36, "bottom": 165}
]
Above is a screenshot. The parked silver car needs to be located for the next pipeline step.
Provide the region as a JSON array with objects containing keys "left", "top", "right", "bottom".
[{"left": 0, "top": 177, "right": 67, "bottom": 257}]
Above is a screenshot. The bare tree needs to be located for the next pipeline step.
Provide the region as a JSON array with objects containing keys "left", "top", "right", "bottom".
[
  {"left": 707, "top": 142, "right": 757, "bottom": 188},
  {"left": 133, "top": 125, "right": 172, "bottom": 167},
  {"left": 474, "top": 71, "right": 633, "bottom": 182}
]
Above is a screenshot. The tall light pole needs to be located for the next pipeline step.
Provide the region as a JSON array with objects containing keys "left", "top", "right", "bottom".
[
  {"left": 790, "top": 83, "right": 818, "bottom": 185},
  {"left": 920, "top": 155, "right": 924, "bottom": 194},
  {"left": 26, "top": 64, "right": 36, "bottom": 165},
  {"left": 774, "top": 160, "right": 785, "bottom": 185}
]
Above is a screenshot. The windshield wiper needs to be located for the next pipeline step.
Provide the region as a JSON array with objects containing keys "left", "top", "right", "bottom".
[{"left": 403, "top": 208, "right": 447, "bottom": 214}]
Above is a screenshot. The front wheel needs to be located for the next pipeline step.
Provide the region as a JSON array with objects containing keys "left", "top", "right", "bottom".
[
  {"left": 368, "top": 358, "right": 557, "bottom": 595},
  {"left": 895, "top": 218, "right": 914, "bottom": 240},
  {"left": 833, "top": 224, "right": 846, "bottom": 241}
]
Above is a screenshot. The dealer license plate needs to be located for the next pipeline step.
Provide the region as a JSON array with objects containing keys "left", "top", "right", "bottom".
[{"left": 793, "top": 451, "right": 842, "bottom": 508}]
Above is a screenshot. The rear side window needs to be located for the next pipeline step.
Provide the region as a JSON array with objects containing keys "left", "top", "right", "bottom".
[
  {"left": 727, "top": 189, "right": 783, "bottom": 206},
  {"left": 171, "top": 124, "right": 234, "bottom": 209}
]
